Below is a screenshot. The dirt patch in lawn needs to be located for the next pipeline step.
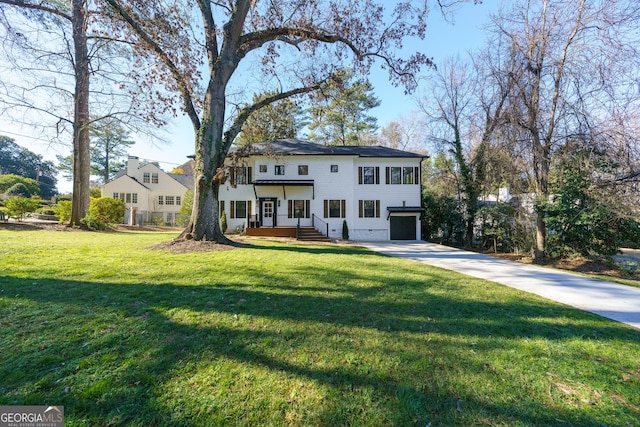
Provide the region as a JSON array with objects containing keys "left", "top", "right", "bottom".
[
  {"left": 0, "top": 220, "right": 79, "bottom": 232},
  {"left": 150, "top": 237, "right": 251, "bottom": 253},
  {"left": 482, "top": 250, "right": 639, "bottom": 282}
]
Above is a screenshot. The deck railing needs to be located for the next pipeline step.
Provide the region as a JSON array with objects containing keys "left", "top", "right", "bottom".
[{"left": 312, "top": 214, "right": 329, "bottom": 238}]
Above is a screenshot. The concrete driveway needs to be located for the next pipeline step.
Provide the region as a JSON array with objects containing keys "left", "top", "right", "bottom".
[{"left": 360, "top": 241, "right": 640, "bottom": 330}]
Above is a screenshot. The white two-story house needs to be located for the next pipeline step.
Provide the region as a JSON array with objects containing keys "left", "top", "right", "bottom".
[
  {"left": 102, "top": 156, "right": 193, "bottom": 225},
  {"left": 220, "top": 139, "right": 425, "bottom": 241}
]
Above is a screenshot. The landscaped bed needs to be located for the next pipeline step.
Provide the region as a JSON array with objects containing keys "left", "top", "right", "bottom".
[{"left": 1, "top": 227, "right": 639, "bottom": 426}]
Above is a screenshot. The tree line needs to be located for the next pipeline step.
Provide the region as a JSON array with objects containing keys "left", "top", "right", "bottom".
[{"left": 420, "top": 0, "right": 640, "bottom": 260}]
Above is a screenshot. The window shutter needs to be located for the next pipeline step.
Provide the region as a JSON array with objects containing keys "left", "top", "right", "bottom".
[
  {"left": 415, "top": 167, "right": 420, "bottom": 184},
  {"left": 375, "top": 200, "right": 380, "bottom": 218},
  {"left": 385, "top": 167, "right": 390, "bottom": 184},
  {"left": 248, "top": 201, "right": 252, "bottom": 219},
  {"left": 248, "top": 167, "right": 253, "bottom": 184},
  {"left": 358, "top": 167, "right": 363, "bottom": 184},
  {"left": 288, "top": 200, "right": 293, "bottom": 218},
  {"left": 341, "top": 200, "right": 346, "bottom": 218},
  {"left": 230, "top": 168, "right": 236, "bottom": 186},
  {"left": 230, "top": 200, "right": 235, "bottom": 219},
  {"left": 220, "top": 200, "right": 225, "bottom": 215},
  {"left": 358, "top": 200, "right": 363, "bottom": 218},
  {"left": 306, "top": 200, "right": 310, "bottom": 218},
  {"left": 323, "top": 200, "right": 328, "bottom": 218},
  {"left": 375, "top": 167, "right": 380, "bottom": 184}
]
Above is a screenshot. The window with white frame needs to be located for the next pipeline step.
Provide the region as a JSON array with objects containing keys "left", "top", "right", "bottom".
[
  {"left": 275, "top": 165, "right": 285, "bottom": 175},
  {"left": 298, "top": 165, "right": 308, "bottom": 175},
  {"left": 152, "top": 173, "right": 159, "bottom": 184},
  {"left": 158, "top": 195, "right": 164, "bottom": 205},
  {"left": 165, "top": 196, "right": 175, "bottom": 205},
  {"left": 176, "top": 196, "right": 181, "bottom": 206},
  {"left": 143, "top": 172, "right": 150, "bottom": 183}
]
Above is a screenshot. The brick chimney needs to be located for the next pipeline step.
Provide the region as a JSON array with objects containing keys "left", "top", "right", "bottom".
[{"left": 127, "top": 156, "right": 139, "bottom": 177}]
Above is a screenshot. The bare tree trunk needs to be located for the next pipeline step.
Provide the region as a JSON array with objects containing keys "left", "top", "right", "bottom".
[
  {"left": 70, "top": 0, "right": 90, "bottom": 226},
  {"left": 178, "top": 92, "right": 231, "bottom": 243}
]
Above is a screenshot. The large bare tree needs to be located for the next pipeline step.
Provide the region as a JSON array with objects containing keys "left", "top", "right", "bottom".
[
  {"left": 102, "top": 0, "right": 456, "bottom": 243},
  {"left": 420, "top": 53, "right": 511, "bottom": 247},
  {"left": 491, "top": 0, "right": 640, "bottom": 260},
  {"left": 0, "top": 0, "right": 91, "bottom": 225}
]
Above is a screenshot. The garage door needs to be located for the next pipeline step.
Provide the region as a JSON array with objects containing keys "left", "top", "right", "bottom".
[{"left": 390, "top": 216, "right": 416, "bottom": 240}]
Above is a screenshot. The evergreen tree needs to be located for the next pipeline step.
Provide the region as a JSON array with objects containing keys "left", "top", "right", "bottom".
[
  {"left": 307, "top": 69, "right": 380, "bottom": 146},
  {"left": 236, "top": 91, "right": 306, "bottom": 145}
]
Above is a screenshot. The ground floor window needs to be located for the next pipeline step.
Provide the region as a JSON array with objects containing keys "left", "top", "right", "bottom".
[
  {"left": 115, "top": 193, "right": 138, "bottom": 204},
  {"left": 288, "top": 200, "right": 311, "bottom": 218},
  {"left": 230, "top": 200, "right": 251, "bottom": 219},
  {"left": 358, "top": 200, "right": 380, "bottom": 218},
  {"left": 324, "top": 199, "right": 346, "bottom": 218}
]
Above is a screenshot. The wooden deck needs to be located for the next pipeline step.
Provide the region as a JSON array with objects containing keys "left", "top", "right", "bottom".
[{"left": 246, "top": 226, "right": 330, "bottom": 242}]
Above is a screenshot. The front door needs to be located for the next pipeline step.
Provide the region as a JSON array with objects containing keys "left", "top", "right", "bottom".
[{"left": 262, "top": 200, "right": 274, "bottom": 227}]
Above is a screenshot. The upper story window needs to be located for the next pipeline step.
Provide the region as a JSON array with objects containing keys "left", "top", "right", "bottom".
[
  {"left": 143, "top": 172, "right": 150, "bottom": 183},
  {"left": 298, "top": 165, "right": 308, "bottom": 175},
  {"left": 386, "top": 166, "right": 420, "bottom": 185},
  {"left": 166, "top": 196, "right": 175, "bottom": 205},
  {"left": 259, "top": 164, "right": 267, "bottom": 173},
  {"left": 388, "top": 167, "right": 402, "bottom": 184},
  {"left": 230, "top": 166, "right": 251, "bottom": 185},
  {"left": 359, "top": 166, "right": 380, "bottom": 184},
  {"left": 275, "top": 165, "right": 285, "bottom": 175},
  {"left": 152, "top": 173, "right": 159, "bottom": 184},
  {"left": 158, "top": 195, "right": 164, "bottom": 205},
  {"left": 176, "top": 196, "right": 181, "bottom": 206},
  {"left": 403, "top": 167, "right": 415, "bottom": 184},
  {"left": 331, "top": 165, "right": 338, "bottom": 173}
]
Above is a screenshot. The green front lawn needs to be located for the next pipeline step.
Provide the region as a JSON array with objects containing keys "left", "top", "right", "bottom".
[{"left": 1, "top": 229, "right": 639, "bottom": 426}]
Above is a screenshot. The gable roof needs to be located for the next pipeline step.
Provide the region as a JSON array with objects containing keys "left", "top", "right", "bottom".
[
  {"left": 110, "top": 160, "right": 193, "bottom": 189},
  {"left": 229, "top": 139, "right": 427, "bottom": 159}
]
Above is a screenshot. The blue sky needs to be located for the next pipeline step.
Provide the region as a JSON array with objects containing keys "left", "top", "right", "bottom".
[{"left": 2, "top": 1, "right": 499, "bottom": 192}]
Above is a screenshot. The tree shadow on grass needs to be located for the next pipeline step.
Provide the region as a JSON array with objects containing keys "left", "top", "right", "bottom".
[{"left": 1, "top": 270, "right": 639, "bottom": 426}]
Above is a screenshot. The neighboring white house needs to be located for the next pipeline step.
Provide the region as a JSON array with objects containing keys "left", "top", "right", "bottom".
[
  {"left": 220, "top": 139, "right": 426, "bottom": 241},
  {"left": 102, "top": 156, "right": 193, "bottom": 225}
]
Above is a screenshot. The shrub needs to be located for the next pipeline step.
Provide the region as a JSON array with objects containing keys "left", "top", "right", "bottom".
[
  {"left": 220, "top": 210, "right": 228, "bottom": 233},
  {"left": 342, "top": 220, "right": 349, "bottom": 240},
  {"left": 5, "top": 197, "right": 40, "bottom": 221},
  {"left": 176, "top": 188, "right": 193, "bottom": 227},
  {"left": 0, "top": 174, "right": 39, "bottom": 197},
  {"left": 5, "top": 183, "right": 31, "bottom": 198},
  {"left": 55, "top": 201, "right": 72, "bottom": 223},
  {"left": 36, "top": 207, "right": 57, "bottom": 216},
  {"left": 88, "top": 197, "right": 126, "bottom": 224}
]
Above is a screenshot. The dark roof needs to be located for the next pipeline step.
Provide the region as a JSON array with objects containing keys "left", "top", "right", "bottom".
[
  {"left": 170, "top": 173, "right": 194, "bottom": 188},
  {"left": 387, "top": 206, "right": 425, "bottom": 213},
  {"left": 230, "top": 139, "right": 426, "bottom": 159}
]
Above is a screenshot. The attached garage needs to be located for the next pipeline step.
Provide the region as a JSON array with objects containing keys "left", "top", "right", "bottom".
[
  {"left": 387, "top": 206, "right": 424, "bottom": 240},
  {"left": 390, "top": 216, "right": 417, "bottom": 240}
]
